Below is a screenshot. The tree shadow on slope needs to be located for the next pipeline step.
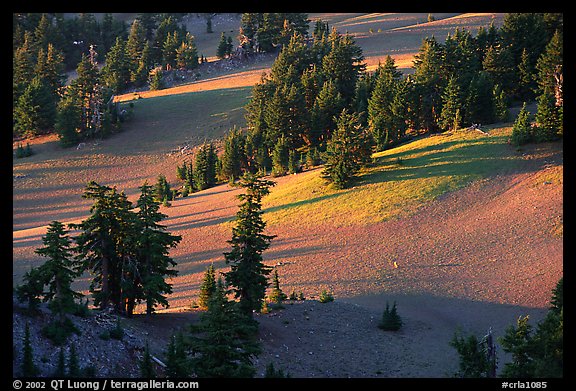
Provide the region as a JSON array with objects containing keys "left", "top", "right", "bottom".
[{"left": 361, "top": 134, "right": 561, "bottom": 187}]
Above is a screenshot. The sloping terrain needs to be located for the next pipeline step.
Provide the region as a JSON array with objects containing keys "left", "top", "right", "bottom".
[{"left": 12, "top": 12, "right": 561, "bottom": 378}]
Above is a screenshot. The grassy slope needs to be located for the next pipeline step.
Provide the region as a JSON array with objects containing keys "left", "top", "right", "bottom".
[{"left": 262, "top": 126, "right": 520, "bottom": 227}]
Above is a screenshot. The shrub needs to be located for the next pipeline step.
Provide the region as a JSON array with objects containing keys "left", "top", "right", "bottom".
[
  {"left": 378, "top": 301, "right": 402, "bottom": 331},
  {"left": 42, "top": 318, "right": 80, "bottom": 345},
  {"left": 109, "top": 317, "right": 124, "bottom": 340},
  {"left": 319, "top": 289, "right": 334, "bottom": 303}
]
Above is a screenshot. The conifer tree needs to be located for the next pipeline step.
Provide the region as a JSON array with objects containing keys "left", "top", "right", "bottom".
[
  {"left": 165, "top": 332, "right": 189, "bottom": 378},
  {"left": 67, "top": 344, "right": 81, "bottom": 378},
  {"left": 71, "top": 181, "right": 137, "bottom": 312},
  {"left": 217, "top": 32, "right": 230, "bottom": 59},
  {"left": 198, "top": 264, "right": 216, "bottom": 311},
  {"left": 322, "top": 110, "right": 372, "bottom": 189},
  {"left": 511, "top": 102, "right": 533, "bottom": 146},
  {"left": 219, "top": 127, "right": 247, "bottom": 182},
  {"left": 439, "top": 76, "right": 463, "bottom": 131},
  {"left": 193, "top": 143, "right": 217, "bottom": 191},
  {"left": 176, "top": 33, "right": 199, "bottom": 70},
  {"left": 268, "top": 268, "right": 287, "bottom": 306},
  {"left": 140, "top": 341, "right": 156, "bottom": 378},
  {"left": 188, "top": 277, "right": 260, "bottom": 377},
  {"left": 15, "top": 267, "right": 45, "bottom": 312},
  {"left": 224, "top": 173, "right": 276, "bottom": 318},
  {"left": 101, "top": 36, "right": 130, "bottom": 94},
  {"left": 21, "top": 322, "right": 38, "bottom": 377},
  {"left": 14, "top": 76, "right": 58, "bottom": 137},
  {"left": 271, "top": 135, "right": 290, "bottom": 177},
  {"left": 34, "top": 221, "right": 82, "bottom": 320},
  {"left": 134, "top": 182, "right": 181, "bottom": 316},
  {"left": 54, "top": 347, "right": 66, "bottom": 377}
]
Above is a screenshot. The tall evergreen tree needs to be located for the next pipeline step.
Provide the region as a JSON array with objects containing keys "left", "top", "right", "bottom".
[
  {"left": 176, "top": 32, "right": 199, "bottom": 70},
  {"left": 439, "top": 76, "right": 463, "bottom": 131},
  {"left": 71, "top": 181, "right": 136, "bottom": 312},
  {"left": 224, "top": 173, "right": 276, "bottom": 318},
  {"left": 322, "top": 110, "right": 373, "bottom": 189},
  {"left": 135, "top": 182, "right": 181, "bottom": 316},
  {"left": 193, "top": 143, "right": 217, "bottom": 191},
  {"left": 14, "top": 76, "right": 58, "bottom": 137},
  {"left": 34, "top": 221, "right": 82, "bottom": 320},
  {"left": 101, "top": 36, "right": 130, "bottom": 94},
  {"left": 219, "top": 127, "right": 247, "bottom": 182},
  {"left": 21, "top": 322, "right": 38, "bottom": 377},
  {"left": 165, "top": 332, "right": 189, "bottom": 378},
  {"left": 187, "top": 277, "right": 260, "bottom": 377},
  {"left": 198, "top": 264, "right": 217, "bottom": 311}
]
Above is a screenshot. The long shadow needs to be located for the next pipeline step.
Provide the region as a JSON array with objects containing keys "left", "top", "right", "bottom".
[
  {"left": 362, "top": 135, "right": 557, "bottom": 187},
  {"left": 262, "top": 192, "right": 348, "bottom": 216}
]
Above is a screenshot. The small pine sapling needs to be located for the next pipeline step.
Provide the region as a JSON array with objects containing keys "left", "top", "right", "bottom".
[{"left": 378, "top": 301, "right": 402, "bottom": 331}]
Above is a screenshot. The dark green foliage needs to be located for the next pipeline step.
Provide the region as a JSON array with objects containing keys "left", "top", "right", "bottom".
[
  {"left": 109, "top": 317, "right": 124, "bottom": 340},
  {"left": 322, "top": 110, "right": 373, "bottom": 189},
  {"left": 265, "top": 362, "right": 290, "bottom": 378},
  {"left": 35, "top": 221, "right": 82, "bottom": 319},
  {"left": 450, "top": 330, "right": 496, "bottom": 377},
  {"left": 499, "top": 278, "right": 563, "bottom": 378},
  {"left": 219, "top": 127, "right": 247, "bottom": 182},
  {"left": 188, "top": 278, "right": 261, "bottom": 377},
  {"left": 15, "top": 267, "right": 45, "bottom": 312},
  {"left": 14, "top": 76, "right": 58, "bottom": 137},
  {"left": 140, "top": 341, "right": 156, "bottom": 378},
  {"left": 318, "top": 289, "right": 334, "bottom": 303},
  {"left": 534, "top": 92, "right": 562, "bottom": 142},
  {"left": 21, "top": 322, "right": 38, "bottom": 377},
  {"left": 194, "top": 143, "right": 218, "bottom": 191},
  {"left": 15, "top": 143, "right": 34, "bottom": 159},
  {"left": 67, "top": 344, "right": 81, "bottom": 378},
  {"left": 42, "top": 317, "right": 80, "bottom": 345},
  {"left": 550, "top": 277, "right": 563, "bottom": 314},
  {"left": 149, "top": 68, "right": 164, "bottom": 91},
  {"left": 510, "top": 103, "right": 533, "bottom": 146},
  {"left": 198, "top": 264, "right": 216, "bottom": 311},
  {"left": 217, "top": 32, "right": 233, "bottom": 59},
  {"left": 439, "top": 76, "right": 463, "bottom": 131},
  {"left": 101, "top": 36, "right": 130, "bottom": 94},
  {"left": 268, "top": 268, "right": 287, "bottom": 306},
  {"left": 135, "top": 182, "right": 181, "bottom": 316},
  {"left": 271, "top": 135, "right": 290, "bottom": 177},
  {"left": 165, "top": 333, "right": 189, "bottom": 378},
  {"left": 54, "top": 348, "right": 66, "bottom": 377},
  {"left": 378, "top": 301, "right": 402, "bottom": 331},
  {"left": 155, "top": 174, "right": 173, "bottom": 202},
  {"left": 224, "top": 173, "right": 276, "bottom": 317},
  {"left": 176, "top": 33, "right": 199, "bottom": 70}
]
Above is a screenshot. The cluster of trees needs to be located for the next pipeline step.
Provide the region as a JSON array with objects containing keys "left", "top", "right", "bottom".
[
  {"left": 16, "top": 181, "right": 182, "bottom": 330},
  {"left": 175, "top": 142, "right": 219, "bottom": 196},
  {"left": 451, "top": 277, "right": 563, "bottom": 378},
  {"left": 13, "top": 13, "right": 195, "bottom": 141},
  {"left": 217, "top": 13, "right": 562, "bottom": 189},
  {"left": 238, "top": 13, "right": 309, "bottom": 54}
]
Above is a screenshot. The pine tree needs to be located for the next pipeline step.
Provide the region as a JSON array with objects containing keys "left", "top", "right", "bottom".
[
  {"left": 197, "top": 264, "right": 216, "bottom": 311},
  {"left": 140, "top": 341, "right": 156, "bottom": 378},
  {"left": 101, "top": 36, "right": 130, "bottom": 94},
  {"left": 176, "top": 33, "right": 199, "bottom": 70},
  {"left": 439, "top": 76, "right": 463, "bottom": 131},
  {"left": 14, "top": 76, "right": 58, "bottom": 137},
  {"left": 534, "top": 91, "right": 561, "bottom": 142},
  {"left": 126, "top": 19, "right": 148, "bottom": 83},
  {"left": 511, "top": 102, "right": 533, "bottom": 146},
  {"left": 322, "top": 110, "right": 372, "bottom": 189},
  {"left": 55, "top": 92, "right": 81, "bottom": 148},
  {"left": 450, "top": 330, "right": 495, "bottom": 377},
  {"left": 271, "top": 135, "right": 290, "bottom": 177},
  {"left": 217, "top": 32, "right": 230, "bottom": 59},
  {"left": 268, "top": 268, "right": 287, "bottom": 306},
  {"left": 15, "top": 267, "right": 45, "bottom": 312},
  {"left": 67, "top": 344, "right": 81, "bottom": 378},
  {"left": 165, "top": 333, "right": 189, "bottom": 378},
  {"left": 71, "top": 181, "right": 137, "bottom": 312},
  {"left": 378, "top": 301, "right": 403, "bottom": 331},
  {"left": 34, "top": 221, "right": 82, "bottom": 320},
  {"left": 21, "top": 322, "right": 38, "bottom": 377},
  {"left": 188, "top": 277, "right": 261, "bottom": 377},
  {"left": 135, "top": 182, "right": 181, "bottom": 316},
  {"left": 193, "top": 143, "right": 217, "bottom": 191},
  {"left": 219, "top": 127, "right": 247, "bottom": 182},
  {"left": 224, "top": 173, "right": 276, "bottom": 318}
]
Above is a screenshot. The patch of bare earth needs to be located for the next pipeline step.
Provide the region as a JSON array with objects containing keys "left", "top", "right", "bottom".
[{"left": 13, "top": 140, "right": 562, "bottom": 378}]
